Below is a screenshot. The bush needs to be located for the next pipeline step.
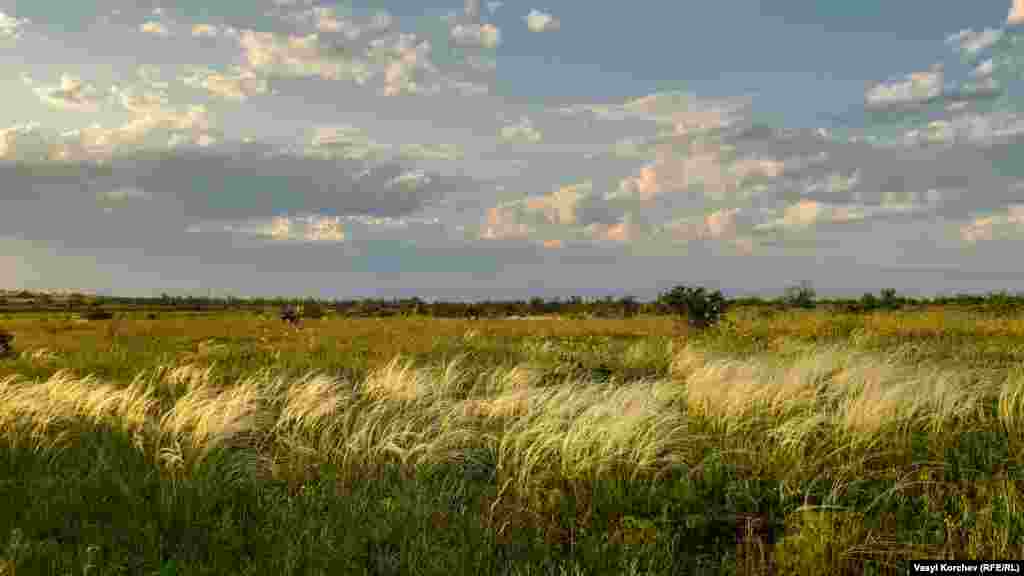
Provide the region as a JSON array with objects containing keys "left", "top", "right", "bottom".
[
  {"left": 303, "top": 301, "right": 326, "bottom": 320},
  {"left": 83, "top": 310, "right": 114, "bottom": 321},
  {"left": 657, "top": 285, "right": 729, "bottom": 330},
  {"left": 0, "top": 330, "right": 13, "bottom": 357},
  {"left": 782, "top": 281, "right": 816, "bottom": 309}
]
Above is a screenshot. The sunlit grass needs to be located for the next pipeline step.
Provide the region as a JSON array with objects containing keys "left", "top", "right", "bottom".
[{"left": 1, "top": 308, "right": 1024, "bottom": 573}]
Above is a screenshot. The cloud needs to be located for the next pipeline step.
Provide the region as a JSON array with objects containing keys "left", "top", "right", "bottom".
[
  {"left": 191, "top": 23, "right": 219, "bottom": 37},
  {"left": 376, "top": 34, "right": 441, "bottom": 96},
  {"left": 585, "top": 214, "right": 642, "bottom": 244},
  {"left": 946, "top": 28, "right": 1003, "bottom": 56},
  {"left": 523, "top": 181, "right": 593, "bottom": 226},
  {"left": 972, "top": 58, "right": 996, "bottom": 77},
  {"left": 525, "top": 9, "right": 561, "bottom": 33},
  {"left": 182, "top": 66, "right": 269, "bottom": 102},
  {"left": 450, "top": 22, "right": 501, "bottom": 49},
  {"left": 239, "top": 29, "right": 372, "bottom": 84},
  {"left": 140, "top": 21, "right": 170, "bottom": 37},
  {"left": 1009, "top": 0, "right": 1024, "bottom": 25},
  {"left": 398, "top": 142, "right": 464, "bottom": 161},
  {"left": 960, "top": 204, "right": 1024, "bottom": 244},
  {"left": 98, "top": 187, "right": 153, "bottom": 202},
  {"left": 0, "top": 10, "right": 29, "bottom": 40},
  {"left": 27, "top": 74, "right": 103, "bottom": 112},
  {"left": 754, "top": 199, "right": 866, "bottom": 232},
  {"left": 559, "top": 90, "right": 749, "bottom": 133},
  {"left": 465, "top": 0, "right": 481, "bottom": 21},
  {"left": 659, "top": 208, "right": 757, "bottom": 253},
  {"left": 864, "top": 65, "right": 943, "bottom": 109},
  {"left": 137, "top": 65, "right": 169, "bottom": 90},
  {"left": 480, "top": 181, "right": 596, "bottom": 241},
  {"left": 616, "top": 142, "right": 785, "bottom": 203},
  {"left": 370, "top": 11, "right": 393, "bottom": 32},
  {"left": 23, "top": 76, "right": 216, "bottom": 162},
  {"left": 225, "top": 214, "right": 346, "bottom": 243},
  {"left": 0, "top": 123, "right": 49, "bottom": 162},
  {"left": 500, "top": 116, "right": 543, "bottom": 143},
  {"left": 303, "top": 124, "right": 464, "bottom": 162},
  {"left": 387, "top": 169, "right": 433, "bottom": 191}
]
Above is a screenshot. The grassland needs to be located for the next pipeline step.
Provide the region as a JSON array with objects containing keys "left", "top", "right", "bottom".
[{"left": 2, "top": 307, "right": 1024, "bottom": 574}]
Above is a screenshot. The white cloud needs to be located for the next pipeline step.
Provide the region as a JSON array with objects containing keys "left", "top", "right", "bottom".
[
  {"left": 903, "top": 111, "right": 1024, "bottom": 146},
  {"left": 660, "top": 208, "right": 755, "bottom": 252},
  {"left": 137, "top": 65, "right": 169, "bottom": 89},
  {"left": 182, "top": 66, "right": 269, "bottom": 102},
  {"left": 239, "top": 29, "right": 372, "bottom": 84},
  {"left": 44, "top": 82, "right": 215, "bottom": 161},
  {"left": 451, "top": 23, "right": 501, "bottom": 49},
  {"left": 191, "top": 23, "right": 218, "bottom": 37},
  {"left": 304, "top": 124, "right": 465, "bottom": 162},
  {"left": 387, "top": 170, "right": 433, "bottom": 190},
  {"left": 28, "top": 73, "right": 103, "bottom": 112},
  {"left": 525, "top": 9, "right": 560, "bottom": 33},
  {"left": 865, "top": 65, "right": 943, "bottom": 109},
  {"left": 0, "top": 123, "right": 49, "bottom": 161},
  {"left": 972, "top": 58, "right": 995, "bottom": 77},
  {"left": 0, "top": 10, "right": 29, "bottom": 40},
  {"left": 305, "top": 124, "right": 390, "bottom": 161},
  {"left": 140, "top": 21, "right": 170, "bottom": 38},
  {"left": 191, "top": 214, "right": 346, "bottom": 243},
  {"left": 946, "top": 28, "right": 1003, "bottom": 56},
  {"left": 376, "top": 34, "right": 440, "bottom": 96},
  {"left": 1009, "top": 0, "right": 1024, "bottom": 25},
  {"left": 98, "top": 187, "right": 153, "bottom": 203},
  {"left": 560, "top": 90, "right": 748, "bottom": 134},
  {"left": 754, "top": 200, "right": 866, "bottom": 232},
  {"left": 398, "top": 142, "right": 464, "bottom": 160},
  {"left": 960, "top": 204, "right": 1024, "bottom": 244},
  {"left": 500, "top": 116, "right": 543, "bottom": 143}
]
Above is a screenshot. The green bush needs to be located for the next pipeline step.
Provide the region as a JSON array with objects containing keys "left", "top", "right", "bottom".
[
  {"left": 657, "top": 285, "right": 729, "bottom": 330},
  {"left": 0, "top": 329, "right": 13, "bottom": 357},
  {"left": 83, "top": 310, "right": 114, "bottom": 321},
  {"left": 782, "top": 281, "right": 816, "bottom": 309}
]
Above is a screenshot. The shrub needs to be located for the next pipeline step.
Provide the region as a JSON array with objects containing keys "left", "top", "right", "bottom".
[
  {"left": 0, "top": 330, "right": 13, "bottom": 357},
  {"left": 879, "top": 288, "right": 900, "bottom": 310},
  {"left": 657, "top": 285, "right": 729, "bottom": 330},
  {"left": 303, "top": 301, "right": 326, "bottom": 320},
  {"left": 859, "top": 292, "right": 878, "bottom": 312},
  {"left": 83, "top": 310, "right": 114, "bottom": 321},
  {"left": 782, "top": 281, "right": 816, "bottom": 309}
]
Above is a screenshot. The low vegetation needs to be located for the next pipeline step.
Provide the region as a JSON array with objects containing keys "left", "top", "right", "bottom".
[{"left": 1, "top": 288, "right": 1024, "bottom": 574}]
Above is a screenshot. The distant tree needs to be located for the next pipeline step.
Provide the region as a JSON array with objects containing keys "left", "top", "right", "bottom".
[
  {"left": 782, "top": 280, "right": 816, "bottom": 309},
  {"left": 879, "top": 288, "right": 900, "bottom": 310},
  {"left": 83, "top": 310, "right": 114, "bottom": 321},
  {"left": 860, "top": 291, "right": 878, "bottom": 312},
  {"left": 658, "top": 285, "right": 729, "bottom": 330},
  {"left": 619, "top": 295, "right": 639, "bottom": 318}
]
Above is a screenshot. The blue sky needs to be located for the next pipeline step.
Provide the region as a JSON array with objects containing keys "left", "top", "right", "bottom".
[{"left": 2, "top": 0, "right": 1024, "bottom": 300}]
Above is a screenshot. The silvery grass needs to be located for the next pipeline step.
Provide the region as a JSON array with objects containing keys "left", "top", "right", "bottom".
[
  {"left": 3, "top": 339, "right": 1022, "bottom": 495},
  {"left": 3, "top": 337, "right": 1024, "bottom": 571}
]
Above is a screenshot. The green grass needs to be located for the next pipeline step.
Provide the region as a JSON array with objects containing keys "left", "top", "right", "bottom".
[{"left": 1, "top": 309, "right": 1024, "bottom": 574}]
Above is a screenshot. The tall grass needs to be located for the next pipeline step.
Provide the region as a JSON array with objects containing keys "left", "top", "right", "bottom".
[{"left": 1, "top": 310, "right": 1024, "bottom": 573}]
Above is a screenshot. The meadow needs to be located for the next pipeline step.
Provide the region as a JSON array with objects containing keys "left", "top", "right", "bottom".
[{"left": 2, "top": 306, "right": 1024, "bottom": 574}]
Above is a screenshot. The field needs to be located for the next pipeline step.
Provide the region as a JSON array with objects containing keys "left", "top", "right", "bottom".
[{"left": 2, "top": 307, "right": 1024, "bottom": 574}]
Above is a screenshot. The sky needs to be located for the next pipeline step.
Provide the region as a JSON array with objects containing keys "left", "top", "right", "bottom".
[{"left": 2, "top": 1, "right": 1024, "bottom": 301}]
